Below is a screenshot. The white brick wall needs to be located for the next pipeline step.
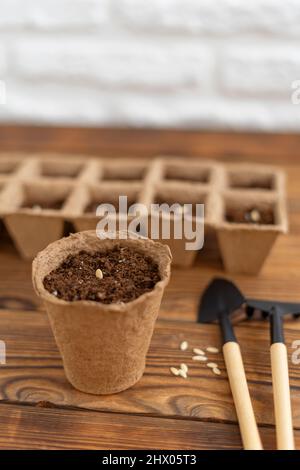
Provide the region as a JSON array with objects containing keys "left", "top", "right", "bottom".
[
  {"left": 0, "top": 0, "right": 300, "bottom": 130},
  {"left": 14, "top": 40, "right": 212, "bottom": 91},
  {"left": 221, "top": 47, "right": 300, "bottom": 97}
]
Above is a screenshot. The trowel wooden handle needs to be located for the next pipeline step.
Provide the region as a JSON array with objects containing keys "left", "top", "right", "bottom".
[
  {"left": 223, "top": 341, "right": 263, "bottom": 450},
  {"left": 270, "top": 343, "right": 295, "bottom": 450}
]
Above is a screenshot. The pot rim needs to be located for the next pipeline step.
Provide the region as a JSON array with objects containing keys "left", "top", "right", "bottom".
[{"left": 32, "top": 230, "right": 172, "bottom": 312}]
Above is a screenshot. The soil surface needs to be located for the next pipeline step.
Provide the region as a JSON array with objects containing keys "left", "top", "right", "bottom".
[{"left": 43, "top": 246, "right": 161, "bottom": 304}]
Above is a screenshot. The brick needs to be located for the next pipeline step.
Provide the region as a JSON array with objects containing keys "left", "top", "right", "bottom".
[
  {"left": 112, "top": 96, "right": 300, "bottom": 130},
  {"left": 13, "top": 40, "right": 213, "bottom": 91},
  {"left": 2, "top": 82, "right": 112, "bottom": 124},
  {"left": 221, "top": 47, "right": 300, "bottom": 96},
  {"left": 115, "top": 0, "right": 300, "bottom": 36},
  {"left": 0, "top": 0, "right": 108, "bottom": 30},
  {"left": 102, "top": 96, "right": 300, "bottom": 131}
]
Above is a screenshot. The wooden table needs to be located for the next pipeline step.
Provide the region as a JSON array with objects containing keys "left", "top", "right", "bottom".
[{"left": 0, "top": 125, "right": 300, "bottom": 450}]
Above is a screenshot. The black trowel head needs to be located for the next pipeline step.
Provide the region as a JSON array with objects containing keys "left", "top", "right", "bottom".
[
  {"left": 198, "top": 278, "right": 245, "bottom": 323},
  {"left": 246, "top": 298, "right": 300, "bottom": 318}
]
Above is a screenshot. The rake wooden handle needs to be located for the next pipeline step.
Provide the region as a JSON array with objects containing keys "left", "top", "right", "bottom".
[
  {"left": 270, "top": 343, "right": 295, "bottom": 450},
  {"left": 223, "top": 341, "right": 263, "bottom": 450}
]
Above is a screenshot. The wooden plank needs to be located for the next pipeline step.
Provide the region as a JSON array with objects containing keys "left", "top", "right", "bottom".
[
  {"left": 3, "top": 402, "right": 298, "bottom": 450},
  {"left": 1, "top": 125, "right": 300, "bottom": 163},
  {"left": 0, "top": 309, "right": 299, "bottom": 428}
]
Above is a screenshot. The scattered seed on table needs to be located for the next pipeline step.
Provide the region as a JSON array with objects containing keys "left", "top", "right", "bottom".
[
  {"left": 192, "top": 355, "right": 207, "bottom": 362},
  {"left": 212, "top": 367, "right": 221, "bottom": 375},
  {"left": 193, "top": 348, "right": 205, "bottom": 356},
  {"left": 180, "top": 363, "right": 188, "bottom": 373},
  {"left": 207, "top": 362, "right": 218, "bottom": 369},
  {"left": 206, "top": 347, "right": 219, "bottom": 354},
  {"left": 178, "top": 369, "right": 188, "bottom": 379},
  {"left": 170, "top": 367, "right": 180, "bottom": 376},
  {"left": 180, "top": 341, "right": 188, "bottom": 351}
]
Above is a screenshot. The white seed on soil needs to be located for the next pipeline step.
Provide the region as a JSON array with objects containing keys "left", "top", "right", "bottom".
[
  {"left": 52, "top": 290, "right": 58, "bottom": 296},
  {"left": 170, "top": 367, "right": 180, "bottom": 376},
  {"left": 206, "top": 347, "right": 219, "bottom": 354},
  {"left": 193, "top": 348, "right": 205, "bottom": 356},
  {"left": 95, "top": 268, "right": 103, "bottom": 280},
  {"left": 207, "top": 362, "right": 218, "bottom": 369},
  {"left": 178, "top": 369, "right": 188, "bottom": 379},
  {"left": 192, "top": 355, "right": 207, "bottom": 362},
  {"left": 180, "top": 363, "right": 188, "bottom": 373},
  {"left": 180, "top": 341, "right": 188, "bottom": 351},
  {"left": 212, "top": 367, "right": 221, "bottom": 375}
]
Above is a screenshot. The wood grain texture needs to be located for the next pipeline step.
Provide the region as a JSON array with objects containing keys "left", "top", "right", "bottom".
[
  {"left": 222, "top": 342, "right": 263, "bottom": 450},
  {"left": 3, "top": 403, "right": 300, "bottom": 450},
  {"left": 0, "top": 309, "right": 299, "bottom": 428}
]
